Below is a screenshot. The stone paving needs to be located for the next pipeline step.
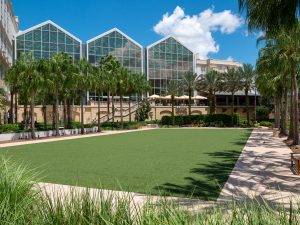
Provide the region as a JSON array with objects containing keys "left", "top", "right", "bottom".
[{"left": 218, "top": 128, "right": 300, "bottom": 206}]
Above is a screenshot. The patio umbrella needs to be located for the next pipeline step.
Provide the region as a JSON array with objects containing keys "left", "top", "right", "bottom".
[
  {"left": 176, "top": 95, "right": 190, "bottom": 100},
  {"left": 192, "top": 95, "right": 208, "bottom": 100},
  {"left": 160, "top": 95, "right": 172, "bottom": 100},
  {"left": 148, "top": 94, "right": 161, "bottom": 100}
]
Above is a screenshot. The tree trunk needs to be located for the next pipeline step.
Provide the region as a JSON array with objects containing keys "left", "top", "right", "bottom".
[
  {"left": 80, "top": 91, "right": 85, "bottom": 135},
  {"left": 52, "top": 103, "right": 56, "bottom": 130},
  {"left": 10, "top": 89, "right": 14, "bottom": 124},
  {"left": 128, "top": 98, "right": 132, "bottom": 123},
  {"left": 112, "top": 94, "right": 115, "bottom": 123},
  {"left": 107, "top": 92, "right": 110, "bottom": 121},
  {"left": 213, "top": 92, "right": 217, "bottom": 114},
  {"left": 231, "top": 93, "right": 235, "bottom": 126},
  {"left": 289, "top": 91, "right": 294, "bottom": 140},
  {"left": 280, "top": 87, "right": 288, "bottom": 136},
  {"left": 55, "top": 90, "right": 59, "bottom": 136},
  {"left": 14, "top": 91, "right": 18, "bottom": 123},
  {"left": 67, "top": 99, "right": 72, "bottom": 129},
  {"left": 63, "top": 98, "right": 67, "bottom": 128},
  {"left": 30, "top": 91, "right": 36, "bottom": 139},
  {"left": 171, "top": 96, "right": 175, "bottom": 126},
  {"left": 42, "top": 103, "right": 47, "bottom": 130},
  {"left": 292, "top": 67, "right": 299, "bottom": 145},
  {"left": 245, "top": 89, "right": 250, "bottom": 126},
  {"left": 209, "top": 92, "right": 213, "bottom": 115},
  {"left": 188, "top": 89, "right": 192, "bottom": 116},
  {"left": 97, "top": 93, "right": 101, "bottom": 132},
  {"left": 24, "top": 104, "right": 28, "bottom": 129},
  {"left": 120, "top": 95, "right": 123, "bottom": 129},
  {"left": 274, "top": 95, "right": 281, "bottom": 129}
]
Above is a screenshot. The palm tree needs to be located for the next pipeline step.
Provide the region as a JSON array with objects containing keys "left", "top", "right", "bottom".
[
  {"left": 166, "top": 80, "right": 181, "bottom": 126},
  {"left": 21, "top": 52, "right": 43, "bottom": 139},
  {"left": 240, "top": 63, "right": 255, "bottom": 125},
  {"left": 4, "top": 53, "right": 26, "bottom": 124},
  {"left": 93, "top": 65, "right": 104, "bottom": 132},
  {"left": 238, "top": 0, "right": 299, "bottom": 34},
  {"left": 36, "top": 59, "right": 51, "bottom": 130},
  {"left": 181, "top": 71, "right": 198, "bottom": 116},
  {"left": 126, "top": 73, "right": 136, "bottom": 123},
  {"left": 49, "top": 53, "right": 71, "bottom": 136},
  {"left": 197, "top": 70, "right": 220, "bottom": 114},
  {"left": 222, "top": 67, "right": 243, "bottom": 126},
  {"left": 75, "top": 58, "right": 93, "bottom": 135},
  {"left": 99, "top": 55, "right": 120, "bottom": 122},
  {"left": 117, "top": 67, "right": 130, "bottom": 129}
]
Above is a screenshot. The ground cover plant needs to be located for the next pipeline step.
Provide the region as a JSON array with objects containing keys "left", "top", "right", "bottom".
[
  {"left": 1, "top": 157, "right": 299, "bottom": 225},
  {"left": 0, "top": 129, "right": 251, "bottom": 200}
]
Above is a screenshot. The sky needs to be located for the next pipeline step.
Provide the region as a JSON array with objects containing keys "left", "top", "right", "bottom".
[{"left": 12, "top": 0, "right": 261, "bottom": 65}]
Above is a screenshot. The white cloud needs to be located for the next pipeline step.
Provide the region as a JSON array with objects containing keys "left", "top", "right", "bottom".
[
  {"left": 153, "top": 6, "right": 243, "bottom": 59},
  {"left": 226, "top": 56, "right": 234, "bottom": 61}
]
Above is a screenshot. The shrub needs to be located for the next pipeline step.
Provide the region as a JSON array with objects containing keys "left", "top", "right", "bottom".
[
  {"left": 256, "top": 105, "right": 272, "bottom": 121},
  {"left": 259, "top": 121, "right": 273, "bottom": 128},
  {"left": 69, "top": 121, "right": 81, "bottom": 129},
  {"left": 161, "top": 114, "right": 240, "bottom": 127},
  {"left": 0, "top": 124, "right": 20, "bottom": 134}
]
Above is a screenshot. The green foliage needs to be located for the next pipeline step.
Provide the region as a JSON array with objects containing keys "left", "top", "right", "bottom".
[
  {"left": 256, "top": 105, "right": 271, "bottom": 121},
  {"left": 0, "top": 124, "right": 20, "bottom": 134},
  {"left": 259, "top": 121, "right": 273, "bottom": 127},
  {"left": 135, "top": 99, "right": 152, "bottom": 121},
  {"left": 161, "top": 114, "right": 240, "bottom": 127}
]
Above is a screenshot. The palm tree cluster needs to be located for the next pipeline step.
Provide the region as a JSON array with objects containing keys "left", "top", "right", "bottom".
[
  {"left": 197, "top": 64, "right": 255, "bottom": 126},
  {"left": 240, "top": 0, "right": 300, "bottom": 145},
  {"left": 166, "top": 66, "right": 254, "bottom": 126},
  {"left": 4, "top": 52, "right": 149, "bottom": 139}
]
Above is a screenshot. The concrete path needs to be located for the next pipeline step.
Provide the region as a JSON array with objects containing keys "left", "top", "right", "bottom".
[
  {"left": 218, "top": 128, "right": 300, "bottom": 205},
  {"left": 0, "top": 128, "right": 155, "bottom": 148},
  {"left": 37, "top": 182, "right": 214, "bottom": 212}
]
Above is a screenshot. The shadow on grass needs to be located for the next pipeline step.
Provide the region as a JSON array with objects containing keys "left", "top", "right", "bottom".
[{"left": 154, "top": 149, "right": 242, "bottom": 200}]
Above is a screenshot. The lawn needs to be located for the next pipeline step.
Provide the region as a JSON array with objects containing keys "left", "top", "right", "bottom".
[{"left": 0, "top": 128, "right": 251, "bottom": 200}]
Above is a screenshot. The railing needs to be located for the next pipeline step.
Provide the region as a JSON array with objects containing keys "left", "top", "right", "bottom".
[{"left": 97, "top": 103, "right": 139, "bottom": 123}]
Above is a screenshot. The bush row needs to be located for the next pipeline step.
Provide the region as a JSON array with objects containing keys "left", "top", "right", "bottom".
[{"left": 161, "top": 114, "right": 240, "bottom": 127}]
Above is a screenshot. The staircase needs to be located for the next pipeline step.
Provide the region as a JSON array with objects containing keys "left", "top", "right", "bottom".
[{"left": 99, "top": 103, "right": 138, "bottom": 123}]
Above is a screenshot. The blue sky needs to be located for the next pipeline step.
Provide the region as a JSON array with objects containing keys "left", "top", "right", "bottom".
[{"left": 12, "top": 0, "right": 259, "bottom": 65}]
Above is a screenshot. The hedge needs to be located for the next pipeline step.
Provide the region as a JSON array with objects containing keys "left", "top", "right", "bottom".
[
  {"left": 161, "top": 114, "right": 240, "bottom": 127},
  {"left": 0, "top": 124, "right": 20, "bottom": 134}
]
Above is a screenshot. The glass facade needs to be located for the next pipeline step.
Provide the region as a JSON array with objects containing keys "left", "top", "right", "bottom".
[
  {"left": 87, "top": 29, "right": 143, "bottom": 73},
  {"left": 147, "top": 37, "right": 194, "bottom": 95},
  {"left": 87, "top": 29, "right": 143, "bottom": 100},
  {"left": 15, "top": 22, "right": 81, "bottom": 62}
]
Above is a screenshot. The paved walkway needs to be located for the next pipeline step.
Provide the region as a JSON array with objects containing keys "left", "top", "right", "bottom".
[
  {"left": 37, "top": 182, "right": 214, "bottom": 212},
  {"left": 0, "top": 128, "right": 155, "bottom": 148},
  {"left": 218, "top": 128, "right": 300, "bottom": 205}
]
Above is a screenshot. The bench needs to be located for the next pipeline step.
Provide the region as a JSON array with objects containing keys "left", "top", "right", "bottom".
[{"left": 291, "top": 153, "right": 300, "bottom": 174}]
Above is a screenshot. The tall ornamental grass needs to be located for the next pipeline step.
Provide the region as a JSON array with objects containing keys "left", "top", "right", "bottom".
[{"left": 0, "top": 157, "right": 299, "bottom": 225}]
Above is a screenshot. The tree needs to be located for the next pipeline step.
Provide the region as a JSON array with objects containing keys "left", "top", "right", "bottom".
[
  {"left": 166, "top": 80, "right": 181, "bottom": 126},
  {"left": 181, "top": 72, "right": 198, "bottom": 116},
  {"left": 49, "top": 53, "right": 72, "bottom": 136},
  {"left": 222, "top": 68, "right": 243, "bottom": 126},
  {"left": 197, "top": 70, "right": 220, "bottom": 114},
  {"left": 238, "top": 0, "right": 299, "bottom": 34},
  {"left": 75, "top": 58, "right": 93, "bottom": 135},
  {"left": 0, "top": 88, "right": 7, "bottom": 111},
  {"left": 4, "top": 53, "right": 26, "bottom": 124},
  {"left": 21, "top": 52, "right": 43, "bottom": 139},
  {"left": 117, "top": 67, "right": 130, "bottom": 129},
  {"left": 240, "top": 63, "right": 255, "bottom": 125},
  {"left": 93, "top": 65, "right": 105, "bottom": 132}
]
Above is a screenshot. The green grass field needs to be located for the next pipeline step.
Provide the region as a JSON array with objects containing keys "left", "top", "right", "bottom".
[{"left": 0, "top": 128, "right": 251, "bottom": 200}]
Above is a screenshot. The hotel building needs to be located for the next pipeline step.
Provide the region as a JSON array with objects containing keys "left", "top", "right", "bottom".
[{"left": 0, "top": 0, "right": 18, "bottom": 87}]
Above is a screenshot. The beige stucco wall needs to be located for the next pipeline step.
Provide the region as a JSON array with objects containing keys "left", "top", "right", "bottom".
[{"left": 11, "top": 104, "right": 253, "bottom": 124}]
